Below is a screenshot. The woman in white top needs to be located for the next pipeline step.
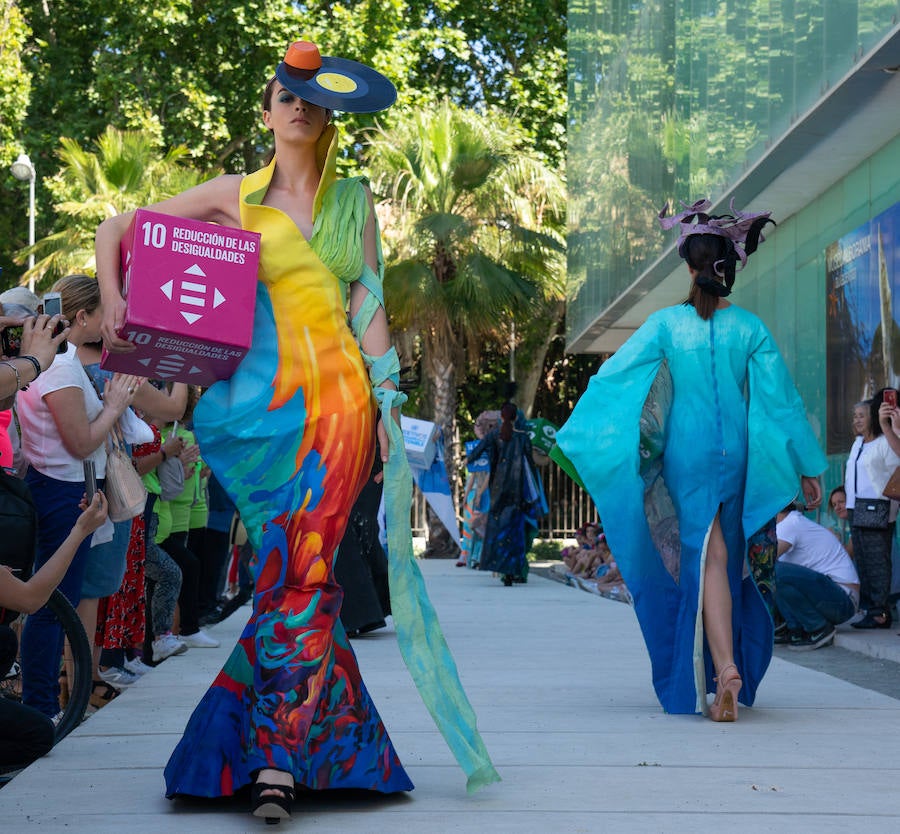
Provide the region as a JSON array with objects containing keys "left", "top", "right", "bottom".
[
  {"left": 16, "top": 274, "right": 143, "bottom": 718},
  {"left": 844, "top": 391, "right": 900, "bottom": 629}
]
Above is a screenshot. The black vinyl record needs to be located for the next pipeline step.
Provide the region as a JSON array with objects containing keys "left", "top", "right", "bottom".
[{"left": 275, "top": 56, "right": 396, "bottom": 114}]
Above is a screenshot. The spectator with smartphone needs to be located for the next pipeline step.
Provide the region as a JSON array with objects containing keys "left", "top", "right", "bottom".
[
  {"left": 77, "top": 342, "right": 190, "bottom": 698},
  {"left": 14, "top": 275, "right": 144, "bottom": 718},
  {"left": 844, "top": 390, "right": 900, "bottom": 630},
  {"left": 0, "top": 303, "right": 71, "bottom": 472}
]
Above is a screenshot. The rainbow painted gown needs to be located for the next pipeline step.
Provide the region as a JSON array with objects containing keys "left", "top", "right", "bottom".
[{"left": 164, "top": 135, "right": 412, "bottom": 796}]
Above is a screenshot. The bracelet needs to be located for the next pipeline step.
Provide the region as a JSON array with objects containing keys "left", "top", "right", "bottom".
[
  {"left": 19, "top": 355, "right": 42, "bottom": 381},
  {"left": 0, "top": 361, "right": 21, "bottom": 390}
]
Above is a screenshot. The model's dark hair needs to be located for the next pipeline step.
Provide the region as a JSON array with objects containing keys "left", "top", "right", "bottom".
[
  {"left": 499, "top": 401, "right": 517, "bottom": 442},
  {"left": 680, "top": 214, "right": 774, "bottom": 321},
  {"left": 263, "top": 75, "right": 278, "bottom": 111},
  {"left": 682, "top": 234, "right": 736, "bottom": 321}
]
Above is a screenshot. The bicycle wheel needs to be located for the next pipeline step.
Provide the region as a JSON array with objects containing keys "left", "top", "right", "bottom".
[
  {"left": 0, "top": 590, "right": 92, "bottom": 746},
  {"left": 46, "top": 589, "right": 92, "bottom": 742}
]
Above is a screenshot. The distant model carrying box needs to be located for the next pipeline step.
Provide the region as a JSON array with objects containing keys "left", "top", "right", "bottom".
[
  {"left": 401, "top": 416, "right": 438, "bottom": 469},
  {"left": 101, "top": 209, "right": 261, "bottom": 385}
]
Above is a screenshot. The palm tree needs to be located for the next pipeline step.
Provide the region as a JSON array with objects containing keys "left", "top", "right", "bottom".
[
  {"left": 366, "top": 101, "right": 565, "bottom": 555},
  {"left": 15, "top": 127, "right": 210, "bottom": 290}
]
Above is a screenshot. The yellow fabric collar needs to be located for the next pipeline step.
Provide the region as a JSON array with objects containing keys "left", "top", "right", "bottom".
[{"left": 241, "top": 124, "right": 339, "bottom": 222}]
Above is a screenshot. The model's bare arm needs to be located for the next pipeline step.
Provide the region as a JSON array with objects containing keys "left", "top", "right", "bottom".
[{"left": 96, "top": 175, "right": 244, "bottom": 351}]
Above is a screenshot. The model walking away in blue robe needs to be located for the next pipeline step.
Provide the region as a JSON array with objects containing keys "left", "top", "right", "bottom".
[{"left": 554, "top": 200, "right": 827, "bottom": 720}]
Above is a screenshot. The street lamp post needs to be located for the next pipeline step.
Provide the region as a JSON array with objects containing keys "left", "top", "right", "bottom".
[{"left": 10, "top": 153, "right": 36, "bottom": 293}]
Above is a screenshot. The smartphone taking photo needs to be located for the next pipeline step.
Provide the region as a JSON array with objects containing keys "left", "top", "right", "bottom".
[
  {"left": 83, "top": 459, "right": 97, "bottom": 503},
  {"left": 0, "top": 303, "right": 38, "bottom": 358},
  {"left": 42, "top": 292, "right": 68, "bottom": 354},
  {"left": 886, "top": 389, "right": 898, "bottom": 409}
]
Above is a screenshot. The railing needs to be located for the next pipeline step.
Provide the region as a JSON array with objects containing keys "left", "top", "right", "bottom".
[
  {"left": 534, "top": 460, "right": 599, "bottom": 538},
  {"left": 410, "top": 459, "right": 598, "bottom": 541}
]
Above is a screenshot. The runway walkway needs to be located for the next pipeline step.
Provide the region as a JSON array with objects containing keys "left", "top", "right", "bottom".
[{"left": 3, "top": 559, "right": 900, "bottom": 832}]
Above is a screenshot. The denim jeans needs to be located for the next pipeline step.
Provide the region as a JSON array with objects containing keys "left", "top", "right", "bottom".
[
  {"left": 774, "top": 561, "right": 857, "bottom": 632},
  {"left": 20, "top": 468, "right": 94, "bottom": 717}
]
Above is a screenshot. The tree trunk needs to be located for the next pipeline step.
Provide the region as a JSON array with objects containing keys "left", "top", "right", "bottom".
[
  {"left": 516, "top": 301, "right": 566, "bottom": 418},
  {"left": 422, "top": 504, "right": 460, "bottom": 559},
  {"left": 421, "top": 339, "right": 460, "bottom": 559}
]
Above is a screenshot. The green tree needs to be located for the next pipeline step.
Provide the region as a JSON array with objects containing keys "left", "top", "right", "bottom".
[
  {"left": 1, "top": 1, "right": 32, "bottom": 283},
  {"left": 367, "top": 101, "right": 564, "bottom": 553},
  {"left": 6, "top": 1, "right": 566, "bottom": 286},
  {"left": 16, "top": 127, "right": 208, "bottom": 290},
  {"left": 0, "top": 1, "right": 30, "bottom": 168},
  {"left": 407, "top": 0, "right": 568, "bottom": 166}
]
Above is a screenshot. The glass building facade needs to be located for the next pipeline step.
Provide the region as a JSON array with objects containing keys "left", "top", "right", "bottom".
[{"left": 567, "top": 1, "right": 900, "bottom": 477}]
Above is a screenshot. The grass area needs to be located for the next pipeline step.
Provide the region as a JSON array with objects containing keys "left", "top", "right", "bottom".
[{"left": 527, "top": 538, "right": 565, "bottom": 562}]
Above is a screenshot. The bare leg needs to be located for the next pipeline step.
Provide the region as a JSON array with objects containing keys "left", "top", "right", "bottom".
[
  {"left": 75, "top": 597, "right": 100, "bottom": 680},
  {"left": 703, "top": 512, "right": 742, "bottom": 721},
  {"left": 702, "top": 512, "right": 735, "bottom": 676}
]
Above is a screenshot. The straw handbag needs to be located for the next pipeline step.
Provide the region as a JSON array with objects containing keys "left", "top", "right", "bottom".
[{"left": 103, "top": 426, "right": 147, "bottom": 522}]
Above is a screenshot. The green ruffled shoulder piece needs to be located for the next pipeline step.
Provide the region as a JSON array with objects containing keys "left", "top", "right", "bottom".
[
  {"left": 310, "top": 176, "right": 370, "bottom": 290},
  {"left": 310, "top": 174, "right": 387, "bottom": 358}
]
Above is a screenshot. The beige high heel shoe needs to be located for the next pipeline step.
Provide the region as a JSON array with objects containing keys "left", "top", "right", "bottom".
[{"left": 709, "top": 663, "right": 742, "bottom": 722}]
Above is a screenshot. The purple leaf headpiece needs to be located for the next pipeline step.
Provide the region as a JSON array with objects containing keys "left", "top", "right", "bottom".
[{"left": 658, "top": 198, "right": 774, "bottom": 277}]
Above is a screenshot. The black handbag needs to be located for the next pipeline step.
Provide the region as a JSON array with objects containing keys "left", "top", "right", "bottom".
[
  {"left": 851, "top": 499, "right": 891, "bottom": 529},
  {"left": 852, "top": 442, "right": 892, "bottom": 529}
]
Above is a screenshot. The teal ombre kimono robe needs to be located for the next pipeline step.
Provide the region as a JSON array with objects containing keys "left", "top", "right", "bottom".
[{"left": 555, "top": 303, "right": 827, "bottom": 714}]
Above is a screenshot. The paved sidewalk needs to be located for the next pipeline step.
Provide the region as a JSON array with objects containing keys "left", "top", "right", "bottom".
[{"left": 3, "top": 560, "right": 900, "bottom": 832}]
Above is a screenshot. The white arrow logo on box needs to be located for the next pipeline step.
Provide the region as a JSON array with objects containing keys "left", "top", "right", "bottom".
[{"left": 159, "top": 264, "right": 227, "bottom": 325}]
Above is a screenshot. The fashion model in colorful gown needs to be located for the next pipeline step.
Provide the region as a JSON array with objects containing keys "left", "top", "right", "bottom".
[{"left": 164, "top": 134, "right": 412, "bottom": 796}]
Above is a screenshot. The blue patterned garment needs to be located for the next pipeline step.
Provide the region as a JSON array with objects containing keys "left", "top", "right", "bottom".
[{"left": 555, "top": 304, "right": 826, "bottom": 714}]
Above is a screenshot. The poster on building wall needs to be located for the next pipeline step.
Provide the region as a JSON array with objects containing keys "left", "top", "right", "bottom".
[{"left": 825, "top": 202, "right": 900, "bottom": 455}]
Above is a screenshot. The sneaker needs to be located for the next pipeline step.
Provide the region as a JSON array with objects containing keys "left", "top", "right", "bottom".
[
  {"left": 123, "top": 657, "right": 153, "bottom": 676},
  {"left": 773, "top": 623, "right": 791, "bottom": 645},
  {"left": 152, "top": 632, "right": 188, "bottom": 662},
  {"left": 179, "top": 629, "right": 220, "bottom": 649},
  {"left": 97, "top": 665, "right": 140, "bottom": 689},
  {"left": 788, "top": 626, "right": 836, "bottom": 651}
]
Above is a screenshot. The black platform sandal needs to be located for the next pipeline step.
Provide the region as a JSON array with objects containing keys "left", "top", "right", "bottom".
[{"left": 251, "top": 781, "right": 295, "bottom": 824}]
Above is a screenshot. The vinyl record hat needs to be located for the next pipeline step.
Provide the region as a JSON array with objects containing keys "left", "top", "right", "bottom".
[{"left": 275, "top": 40, "right": 396, "bottom": 114}]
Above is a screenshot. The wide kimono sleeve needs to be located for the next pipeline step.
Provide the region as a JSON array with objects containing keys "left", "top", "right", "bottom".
[
  {"left": 742, "top": 318, "right": 828, "bottom": 539},
  {"left": 552, "top": 313, "right": 671, "bottom": 594}
]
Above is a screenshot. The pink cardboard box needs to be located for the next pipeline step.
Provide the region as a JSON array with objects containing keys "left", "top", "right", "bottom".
[{"left": 101, "top": 209, "right": 260, "bottom": 385}]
